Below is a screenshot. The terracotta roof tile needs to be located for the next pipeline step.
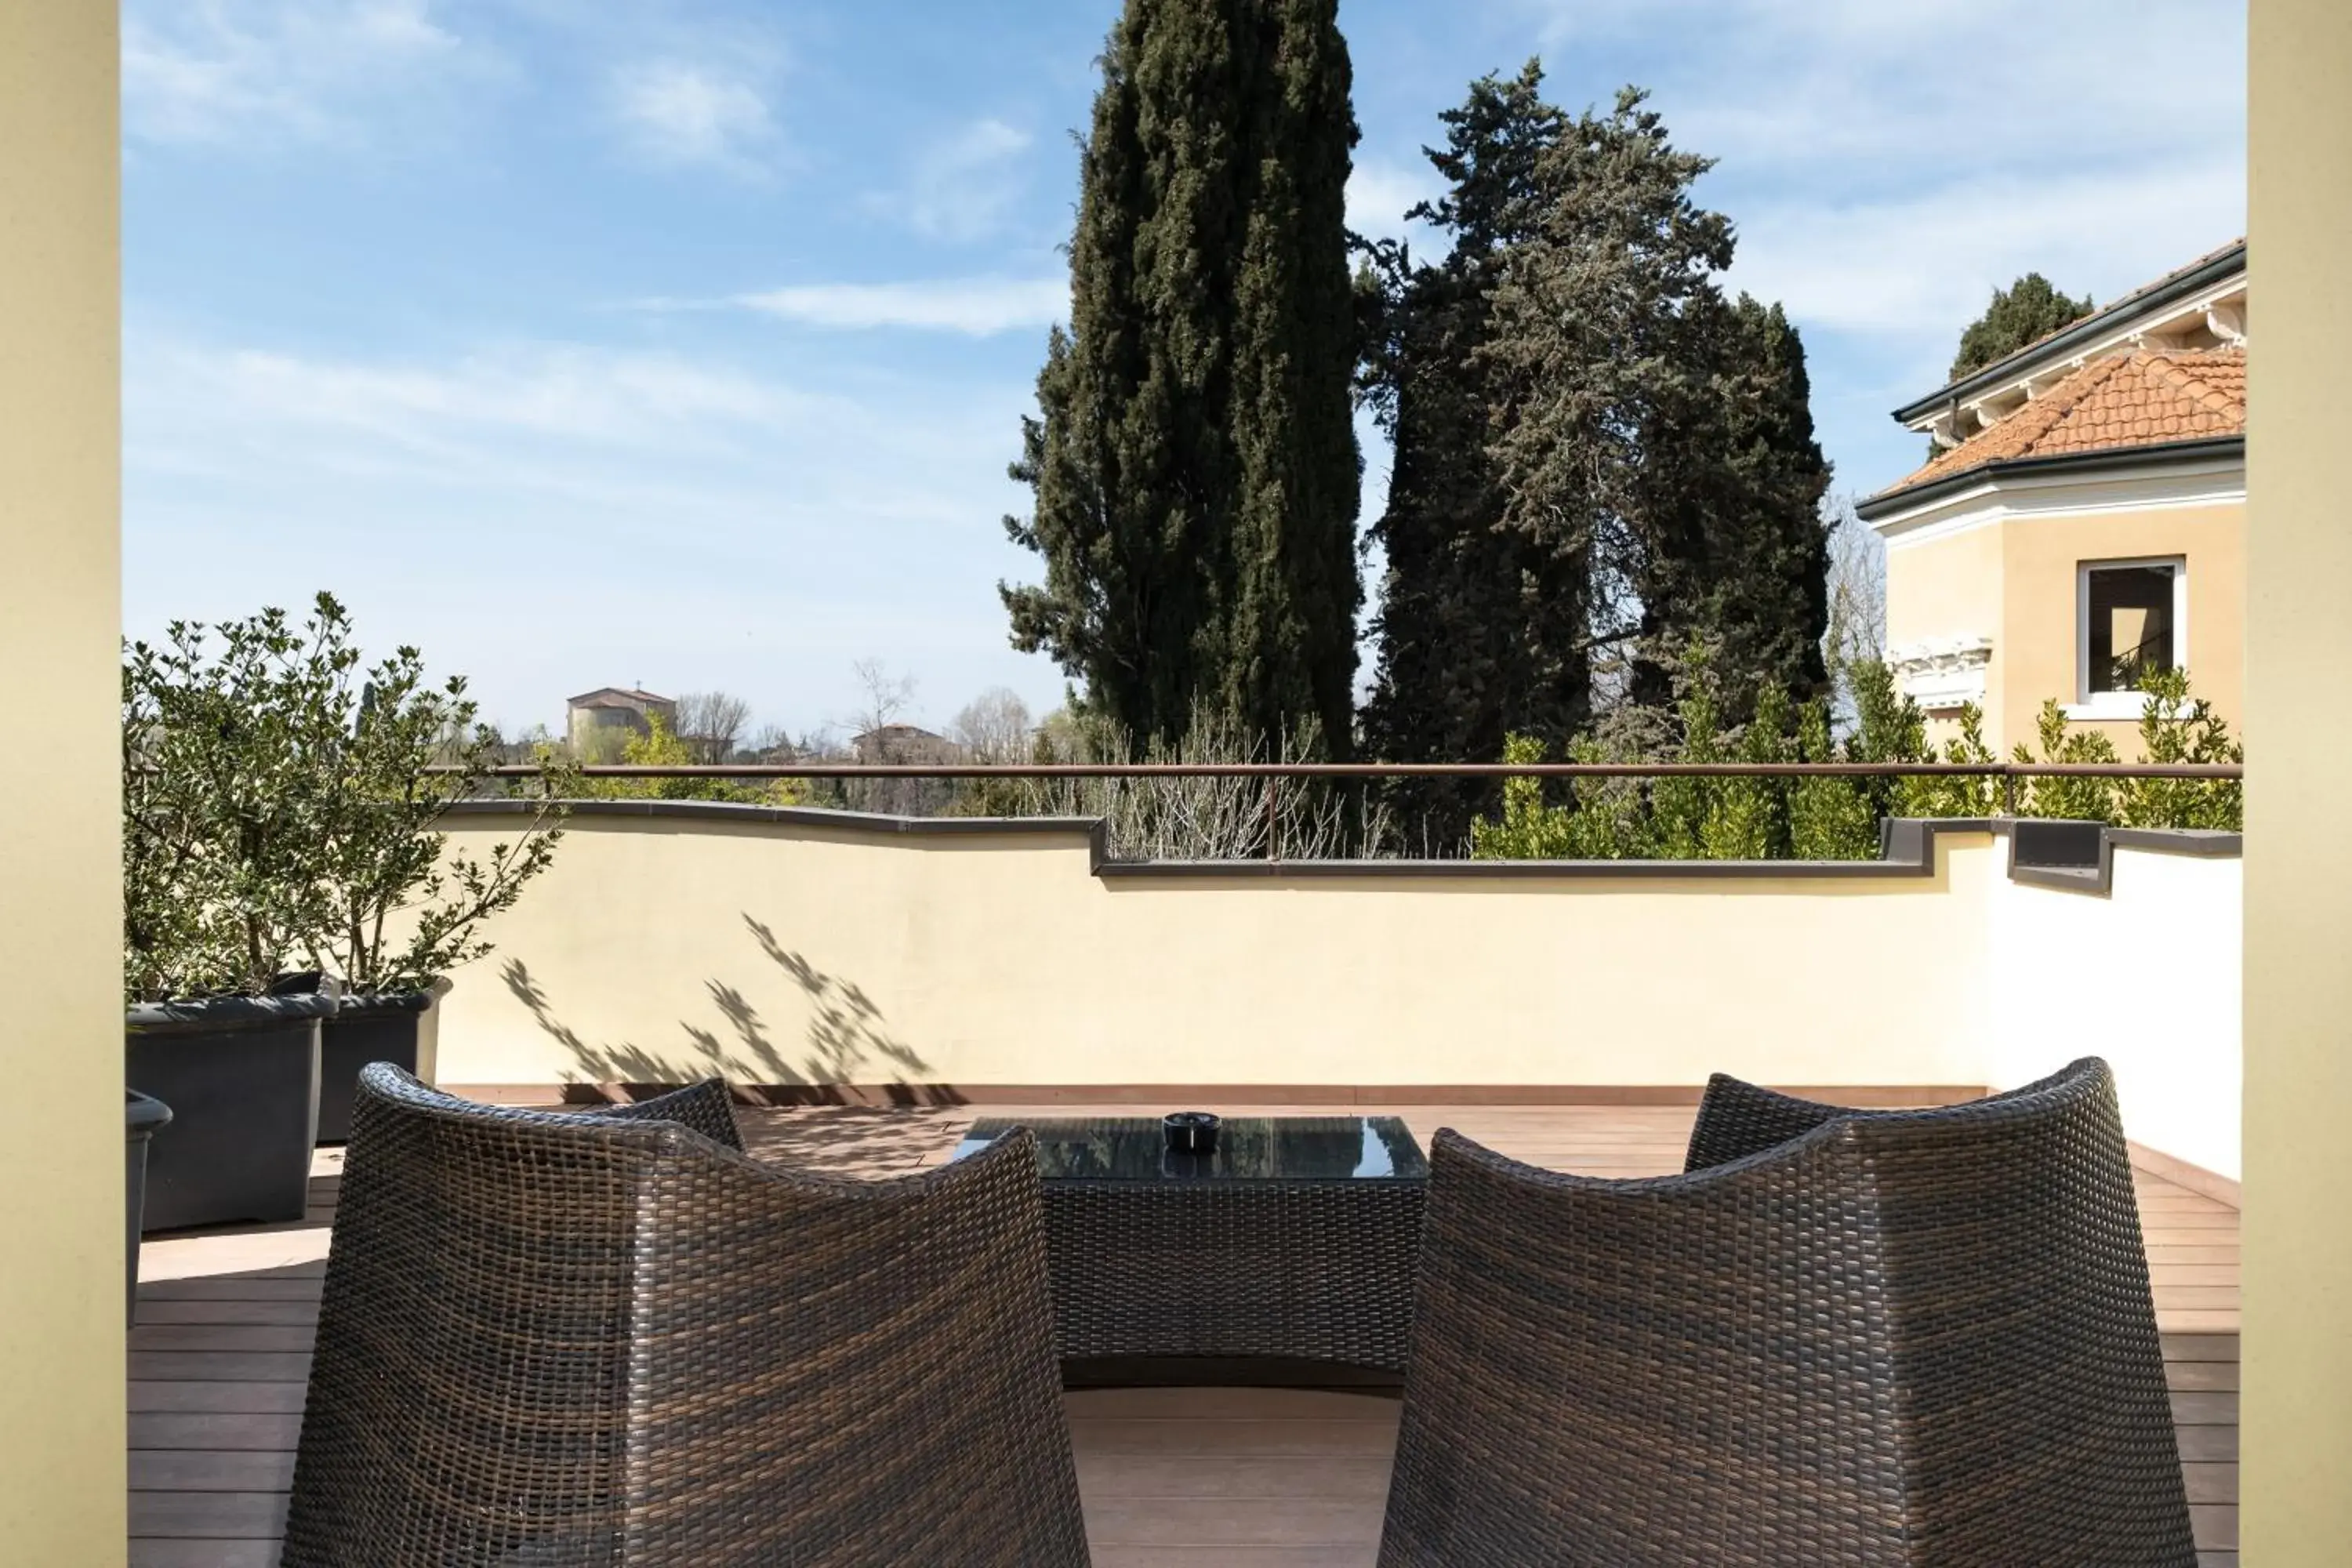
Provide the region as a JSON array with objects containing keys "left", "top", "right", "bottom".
[{"left": 1869, "top": 348, "right": 2245, "bottom": 503}]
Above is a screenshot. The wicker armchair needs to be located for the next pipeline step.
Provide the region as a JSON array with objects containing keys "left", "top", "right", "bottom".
[
  {"left": 1379, "top": 1058, "right": 2196, "bottom": 1566},
  {"left": 283, "top": 1066, "right": 1090, "bottom": 1566}
]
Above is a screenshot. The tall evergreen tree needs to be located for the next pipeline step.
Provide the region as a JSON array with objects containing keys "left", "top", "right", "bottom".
[
  {"left": 1001, "top": 0, "right": 1362, "bottom": 754},
  {"left": 1628, "top": 294, "right": 1833, "bottom": 713},
  {"left": 1477, "top": 88, "right": 1736, "bottom": 721},
  {"left": 1359, "top": 64, "right": 1568, "bottom": 836},
  {"left": 1948, "top": 272, "right": 2095, "bottom": 381},
  {"left": 1362, "top": 78, "right": 1833, "bottom": 838}
]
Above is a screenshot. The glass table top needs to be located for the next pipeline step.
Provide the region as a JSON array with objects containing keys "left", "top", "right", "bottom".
[{"left": 951, "top": 1116, "right": 1428, "bottom": 1183}]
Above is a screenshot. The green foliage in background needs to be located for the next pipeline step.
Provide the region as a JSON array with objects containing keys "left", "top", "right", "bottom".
[
  {"left": 2118, "top": 668, "right": 2243, "bottom": 829},
  {"left": 124, "top": 593, "right": 566, "bottom": 1003},
  {"left": 1003, "top": 0, "right": 1363, "bottom": 757},
  {"left": 1468, "top": 653, "right": 2239, "bottom": 863},
  {"left": 574, "top": 713, "right": 808, "bottom": 807},
  {"left": 2011, "top": 700, "right": 2122, "bottom": 822},
  {"left": 1948, "top": 272, "right": 2096, "bottom": 383},
  {"left": 1360, "top": 70, "right": 1831, "bottom": 848},
  {"left": 1994, "top": 668, "right": 2242, "bottom": 829},
  {"left": 1472, "top": 646, "right": 1834, "bottom": 862}
]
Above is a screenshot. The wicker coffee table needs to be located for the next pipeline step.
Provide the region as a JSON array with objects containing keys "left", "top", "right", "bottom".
[{"left": 952, "top": 1116, "right": 1428, "bottom": 1386}]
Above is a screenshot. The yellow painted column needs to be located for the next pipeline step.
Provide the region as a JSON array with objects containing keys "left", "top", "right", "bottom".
[
  {"left": 0, "top": 0, "right": 125, "bottom": 1561},
  {"left": 2243, "top": 0, "right": 2352, "bottom": 1559}
]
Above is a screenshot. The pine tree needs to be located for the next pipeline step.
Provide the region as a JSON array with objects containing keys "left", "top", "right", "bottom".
[
  {"left": 1949, "top": 272, "right": 2095, "bottom": 382},
  {"left": 1001, "top": 0, "right": 1362, "bottom": 754},
  {"left": 1479, "top": 88, "right": 1733, "bottom": 724}
]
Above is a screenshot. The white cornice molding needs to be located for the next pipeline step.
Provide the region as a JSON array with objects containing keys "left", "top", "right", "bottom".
[
  {"left": 1868, "top": 454, "right": 2246, "bottom": 548},
  {"left": 1888, "top": 638, "right": 1994, "bottom": 712}
]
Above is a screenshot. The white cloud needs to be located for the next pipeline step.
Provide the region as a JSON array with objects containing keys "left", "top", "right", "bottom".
[
  {"left": 124, "top": 328, "right": 1066, "bottom": 729},
  {"left": 124, "top": 0, "right": 463, "bottom": 147},
  {"left": 894, "top": 118, "right": 1036, "bottom": 241},
  {"left": 737, "top": 277, "right": 1068, "bottom": 336},
  {"left": 128, "top": 332, "right": 1028, "bottom": 524},
  {"left": 1473, "top": 0, "right": 2245, "bottom": 494},
  {"left": 172, "top": 342, "right": 831, "bottom": 454},
  {"left": 1507, "top": 0, "right": 2241, "bottom": 187},
  {"left": 1727, "top": 158, "right": 2247, "bottom": 344},
  {"left": 1347, "top": 159, "right": 1438, "bottom": 245},
  {"left": 611, "top": 62, "right": 778, "bottom": 173}
]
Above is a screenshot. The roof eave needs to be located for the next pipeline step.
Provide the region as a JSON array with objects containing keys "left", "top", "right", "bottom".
[
  {"left": 1889, "top": 242, "right": 2249, "bottom": 426},
  {"left": 1855, "top": 434, "right": 2247, "bottom": 523}
]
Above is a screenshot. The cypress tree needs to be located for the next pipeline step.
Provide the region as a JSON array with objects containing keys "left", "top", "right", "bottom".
[
  {"left": 1359, "top": 64, "right": 1569, "bottom": 838},
  {"left": 1001, "top": 0, "right": 1362, "bottom": 754},
  {"left": 1629, "top": 294, "right": 1833, "bottom": 714},
  {"left": 1364, "top": 78, "right": 1832, "bottom": 838},
  {"left": 1949, "top": 272, "right": 2095, "bottom": 382}
]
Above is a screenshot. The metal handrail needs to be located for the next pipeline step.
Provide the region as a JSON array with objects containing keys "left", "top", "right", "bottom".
[{"left": 449, "top": 760, "right": 2242, "bottom": 781}]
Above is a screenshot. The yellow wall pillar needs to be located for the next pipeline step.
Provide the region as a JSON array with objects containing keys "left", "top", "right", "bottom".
[
  {"left": 2243, "top": 0, "right": 2352, "bottom": 1558},
  {"left": 0, "top": 1, "right": 125, "bottom": 1560}
]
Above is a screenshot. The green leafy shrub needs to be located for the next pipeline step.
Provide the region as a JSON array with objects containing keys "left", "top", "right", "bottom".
[
  {"left": 2009, "top": 700, "right": 2122, "bottom": 822},
  {"left": 1466, "top": 656, "right": 2240, "bottom": 862},
  {"left": 2117, "top": 668, "right": 2243, "bottom": 830},
  {"left": 124, "top": 603, "right": 345, "bottom": 1000},
  {"left": 1900, "top": 702, "right": 2001, "bottom": 819},
  {"left": 576, "top": 713, "right": 808, "bottom": 806},
  {"left": 1468, "top": 735, "right": 1578, "bottom": 859},
  {"left": 123, "top": 593, "right": 565, "bottom": 1002}
]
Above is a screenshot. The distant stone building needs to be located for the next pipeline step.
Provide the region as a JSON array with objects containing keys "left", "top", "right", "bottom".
[
  {"left": 848, "top": 723, "right": 964, "bottom": 765},
  {"left": 567, "top": 687, "right": 676, "bottom": 762},
  {"left": 845, "top": 724, "right": 965, "bottom": 817}
]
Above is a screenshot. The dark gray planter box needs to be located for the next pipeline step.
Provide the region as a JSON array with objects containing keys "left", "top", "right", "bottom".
[
  {"left": 125, "top": 993, "right": 334, "bottom": 1232},
  {"left": 125, "top": 1090, "right": 172, "bottom": 1325},
  {"left": 317, "top": 988, "right": 442, "bottom": 1144}
]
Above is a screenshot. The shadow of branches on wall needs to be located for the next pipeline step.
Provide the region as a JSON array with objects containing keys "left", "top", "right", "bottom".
[
  {"left": 502, "top": 956, "right": 686, "bottom": 1087},
  {"left": 742, "top": 914, "right": 931, "bottom": 1083},
  {"left": 498, "top": 920, "right": 932, "bottom": 1092}
]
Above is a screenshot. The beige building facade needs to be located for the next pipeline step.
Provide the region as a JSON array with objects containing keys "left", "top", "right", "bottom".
[{"left": 1860, "top": 245, "right": 2248, "bottom": 753}]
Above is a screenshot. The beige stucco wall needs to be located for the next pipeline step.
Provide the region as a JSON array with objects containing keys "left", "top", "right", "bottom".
[
  {"left": 2243, "top": 0, "right": 2352, "bottom": 1555},
  {"left": 430, "top": 812, "right": 2242, "bottom": 1183},
  {"left": 435, "top": 815, "right": 2000, "bottom": 1092},
  {"left": 1987, "top": 848, "right": 2243, "bottom": 1180},
  {"left": 0, "top": 1, "right": 125, "bottom": 1560},
  {"left": 1884, "top": 518, "right": 2007, "bottom": 750},
  {"left": 2000, "top": 499, "right": 2246, "bottom": 753},
  {"left": 1885, "top": 497, "right": 2245, "bottom": 754}
]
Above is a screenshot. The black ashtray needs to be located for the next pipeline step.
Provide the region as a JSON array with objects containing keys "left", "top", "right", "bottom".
[{"left": 1163, "top": 1111, "right": 1221, "bottom": 1155}]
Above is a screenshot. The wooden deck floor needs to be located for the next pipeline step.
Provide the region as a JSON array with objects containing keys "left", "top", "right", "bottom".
[{"left": 131, "top": 1101, "right": 2240, "bottom": 1566}]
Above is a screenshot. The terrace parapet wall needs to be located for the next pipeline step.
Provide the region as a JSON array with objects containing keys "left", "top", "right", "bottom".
[{"left": 430, "top": 803, "right": 2242, "bottom": 1185}]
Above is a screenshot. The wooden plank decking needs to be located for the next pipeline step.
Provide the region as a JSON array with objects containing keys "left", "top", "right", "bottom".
[{"left": 130, "top": 1102, "right": 2241, "bottom": 1566}]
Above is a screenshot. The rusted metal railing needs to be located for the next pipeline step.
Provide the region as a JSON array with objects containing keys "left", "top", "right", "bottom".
[
  {"left": 455, "top": 761, "right": 2242, "bottom": 781},
  {"left": 443, "top": 759, "right": 2241, "bottom": 864}
]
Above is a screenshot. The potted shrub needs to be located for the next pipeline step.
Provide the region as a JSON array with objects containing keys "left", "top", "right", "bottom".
[
  {"left": 123, "top": 601, "right": 346, "bottom": 1230},
  {"left": 307, "top": 619, "right": 565, "bottom": 1142},
  {"left": 122, "top": 593, "right": 568, "bottom": 1218}
]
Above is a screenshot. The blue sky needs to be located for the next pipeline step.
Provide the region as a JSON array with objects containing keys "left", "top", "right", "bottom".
[{"left": 125, "top": 0, "right": 2245, "bottom": 742}]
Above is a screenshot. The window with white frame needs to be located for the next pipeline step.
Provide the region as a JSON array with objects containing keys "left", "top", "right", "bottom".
[{"left": 2076, "top": 557, "right": 2187, "bottom": 714}]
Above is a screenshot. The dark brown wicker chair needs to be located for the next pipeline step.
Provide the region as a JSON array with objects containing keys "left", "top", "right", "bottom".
[
  {"left": 1379, "top": 1058, "right": 2196, "bottom": 1566},
  {"left": 283, "top": 1066, "right": 1090, "bottom": 1566}
]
